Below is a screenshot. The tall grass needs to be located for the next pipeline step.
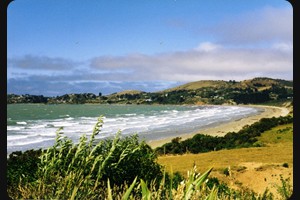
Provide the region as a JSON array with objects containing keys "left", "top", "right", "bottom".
[
  {"left": 8, "top": 116, "right": 291, "bottom": 199},
  {"left": 8, "top": 117, "right": 217, "bottom": 199}
]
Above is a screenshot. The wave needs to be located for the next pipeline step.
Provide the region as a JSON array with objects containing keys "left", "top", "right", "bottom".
[
  {"left": 8, "top": 137, "right": 54, "bottom": 147},
  {"left": 16, "top": 121, "right": 27, "bottom": 125},
  {"left": 7, "top": 126, "right": 24, "bottom": 131},
  {"left": 59, "top": 114, "right": 70, "bottom": 118},
  {"left": 7, "top": 105, "right": 261, "bottom": 154}
]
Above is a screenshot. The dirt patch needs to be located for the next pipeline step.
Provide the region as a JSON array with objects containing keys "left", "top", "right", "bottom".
[{"left": 211, "top": 162, "right": 293, "bottom": 198}]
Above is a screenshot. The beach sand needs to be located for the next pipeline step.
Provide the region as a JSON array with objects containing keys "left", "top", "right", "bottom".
[{"left": 146, "top": 105, "right": 290, "bottom": 148}]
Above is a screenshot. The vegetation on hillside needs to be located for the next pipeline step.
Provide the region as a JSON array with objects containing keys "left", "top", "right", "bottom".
[
  {"left": 7, "top": 77, "right": 293, "bottom": 105},
  {"left": 155, "top": 115, "right": 293, "bottom": 155}
]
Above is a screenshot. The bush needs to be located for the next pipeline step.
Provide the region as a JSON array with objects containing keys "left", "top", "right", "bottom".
[
  {"left": 282, "top": 163, "right": 289, "bottom": 168},
  {"left": 96, "top": 134, "right": 163, "bottom": 186},
  {"left": 223, "top": 167, "right": 230, "bottom": 176},
  {"left": 7, "top": 117, "right": 163, "bottom": 199},
  {"left": 7, "top": 149, "right": 42, "bottom": 189},
  {"left": 155, "top": 115, "right": 293, "bottom": 155}
]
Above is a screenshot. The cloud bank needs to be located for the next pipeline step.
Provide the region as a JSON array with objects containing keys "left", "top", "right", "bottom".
[
  {"left": 89, "top": 43, "right": 292, "bottom": 82},
  {"left": 7, "top": 6, "right": 292, "bottom": 96}
]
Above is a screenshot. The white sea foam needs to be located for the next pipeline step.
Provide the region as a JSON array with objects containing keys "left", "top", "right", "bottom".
[
  {"left": 124, "top": 113, "right": 137, "bottom": 116},
  {"left": 8, "top": 137, "right": 53, "bottom": 146},
  {"left": 7, "top": 126, "right": 24, "bottom": 131},
  {"left": 7, "top": 105, "right": 260, "bottom": 154},
  {"left": 7, "top": 135, "right": 29, "bottom": 140},
  {"left": 16, "top": 121, "right": 27, "bottom": 125}
]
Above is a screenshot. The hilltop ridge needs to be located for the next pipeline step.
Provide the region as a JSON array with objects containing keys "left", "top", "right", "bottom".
[{"left": 162, "top": 77, "right": 292, "bottom": 92}]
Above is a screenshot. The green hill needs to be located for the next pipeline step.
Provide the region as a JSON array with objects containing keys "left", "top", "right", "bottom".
[
  {"left": 163, "top": 77, "right": 293, "bottom": 92},
  {"left": 162, "top": 80, "right": 228, "bottom": 92}
]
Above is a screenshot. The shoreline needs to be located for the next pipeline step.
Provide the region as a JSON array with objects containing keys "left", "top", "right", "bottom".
[{"left": 146, "top": 105, "right": 290, "bottom": 149}]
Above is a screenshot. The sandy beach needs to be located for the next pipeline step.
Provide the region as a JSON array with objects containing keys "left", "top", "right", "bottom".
[{"left": 146, "top": 105, "right": 290, "bottom": 148}]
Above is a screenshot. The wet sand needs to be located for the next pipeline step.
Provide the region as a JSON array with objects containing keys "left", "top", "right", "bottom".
[{"left": 146, "top": 105, "right": 290, "bottom": 148}]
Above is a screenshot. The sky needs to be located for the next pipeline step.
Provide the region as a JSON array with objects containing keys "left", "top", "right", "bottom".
[{"left": 7, "top": 0, "right": 293, "bottom": 96}]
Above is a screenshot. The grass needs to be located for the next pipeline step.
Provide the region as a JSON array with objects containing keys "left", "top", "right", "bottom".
[
  {"left": 157, "top": 123, "right": 293, "bottom": 198},
  {"left": 158, "top": 123, "right": 293, "bottom": 173},
  {"left": 8, "top": 117, "right": 293, "bottom": 199},
  {"left": 158, "top": 145, "right": 293, "bottom": 176},
  {"left": 8, "top": 116, "right": 220, "bottom": 199},
  {"left": 256, "top": 124, "right": 293, "bottom": 144},
  {"left": 163, "top": 80, "right": 228, "bottom": 92}
]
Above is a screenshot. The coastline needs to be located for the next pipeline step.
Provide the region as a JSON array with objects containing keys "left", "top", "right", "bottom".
[{"left": 146, "top": 105, "right": 290, "bottom": 149}]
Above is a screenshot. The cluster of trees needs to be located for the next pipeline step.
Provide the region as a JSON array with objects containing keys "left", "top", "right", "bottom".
[
  {"left": 7, "top": 94, "right": 48, "bottom": 104},
  {"left": 155, "top": 115, "right": 293, "bottom": 155},
  {"left": 229, "top": 85, "right": 293, "bottom": 104},
  {"left": 48, "top": 93, "right": 98, "bottom": 104},
  {"left": 7, "top": 93, "right": 100, "bottom": 104}
]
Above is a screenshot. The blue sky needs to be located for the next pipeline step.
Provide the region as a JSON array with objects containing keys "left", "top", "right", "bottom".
[{"left": 7, "top": 0, "right": 293, "bottom": 96}]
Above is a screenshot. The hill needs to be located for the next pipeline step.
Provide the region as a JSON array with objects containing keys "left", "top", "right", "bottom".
[
  {"left": 163, "top": 77, "right": 293, "bottom": 92},
  {"left": 162, "top": 80, "right": 228, "bottom": 92},
  {"left": 110, "top": 90, "right": 145, "bottom": 96},
  {"left": 7, "top": 77, "right": 293, "bottom": 105}
]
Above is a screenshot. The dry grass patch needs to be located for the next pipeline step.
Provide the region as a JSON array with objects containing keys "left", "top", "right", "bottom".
[
  {"left": 157, "top": 123, "right": 293, "bottom": 197},
  {"left": 163, "top": 80, "right": 228, "bottom": 92},
  {"left": 158, "top": 145, "right": 292, "bottom": 176}
]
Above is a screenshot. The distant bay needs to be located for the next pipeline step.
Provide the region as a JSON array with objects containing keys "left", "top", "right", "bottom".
[{"left": 7, "top": 104, "right": 262, "bottom": 154}]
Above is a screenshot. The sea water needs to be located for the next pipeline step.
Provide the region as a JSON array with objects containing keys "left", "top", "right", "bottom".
[{"left": 7, "top": 104, "right": 262, "bottom": 154}]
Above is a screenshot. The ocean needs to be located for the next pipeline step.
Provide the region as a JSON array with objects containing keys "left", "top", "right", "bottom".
[{"left": 7, "top": 104, "right": 262, "bottom": 154}]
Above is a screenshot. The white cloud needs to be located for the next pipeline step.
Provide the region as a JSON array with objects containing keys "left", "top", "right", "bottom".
[
  {"left": 209, "top": 6, "right": 292, "bottom": 45},
  {"left": 89, "top": 43, "right": 292, "bottom": 82},
  {"left": 272, "top": 42, "right": 293, "bottom": 52},
  {"left": 87, "top": 6, "right": 293, "bottom": 83},
  {"left": 194, "top": 42, "right": 222, "bottom": 52},
  {"left": 8, "top": 55, "right": 78, "bottom": 70}
]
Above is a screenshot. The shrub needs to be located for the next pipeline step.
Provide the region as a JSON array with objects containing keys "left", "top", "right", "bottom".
[
  {"left": 7, "top": 149, "right": 42, "bottom": 189},
  {"left": 155, "top": 115, "right": 293, "bottom": 155},
  {"left": 223, "top": 167, "right": 230, "bottom": 176},
  {"left": 97, "top": 134, "right": 163, "bottom": 186},
  {"left": 7, "top": 117, "right": 163, "bottom": 199},
  {"left": 282, "top": 163, "right": 289, "bottom": 168}
]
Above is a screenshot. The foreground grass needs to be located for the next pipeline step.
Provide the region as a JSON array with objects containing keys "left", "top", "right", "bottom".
[
  {"left": 7, "top": 117, "right": 292, "bottom": 199},
  {"left": 158, "top": 123, "right": 293, "bottom": 198},
  {"left": 7, "top": 117, "right": 221, "bottom": 199}
]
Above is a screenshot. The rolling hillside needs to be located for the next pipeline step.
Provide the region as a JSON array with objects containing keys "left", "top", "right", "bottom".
[
  {"left": 163, "top": 77, "right": 293, "bottom": 92},
  {"left": 157, "top": 123, "right": 293, "bottom": 198},
  {"left": 7, "top": 77, "right": 293, "bottom": 105}
]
